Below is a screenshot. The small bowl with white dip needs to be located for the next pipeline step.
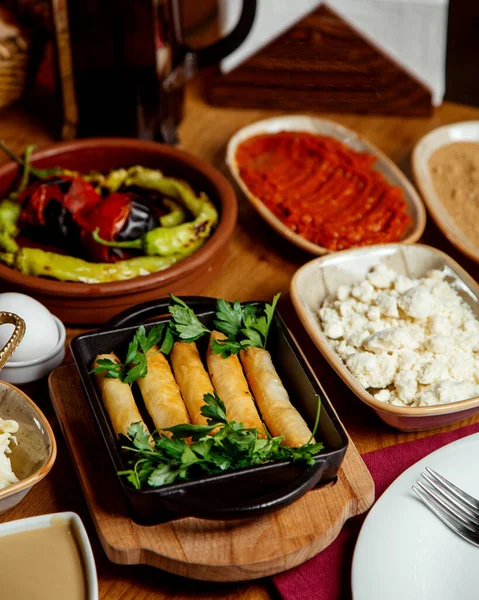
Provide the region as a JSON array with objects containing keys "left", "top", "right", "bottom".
[{"left": 0, "top": 380, "right": 56, "bottom": 513}]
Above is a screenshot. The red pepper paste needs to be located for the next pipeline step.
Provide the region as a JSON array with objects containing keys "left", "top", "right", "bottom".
[{"left": 235, "top": 131, "right": 411, "bottom": 250}]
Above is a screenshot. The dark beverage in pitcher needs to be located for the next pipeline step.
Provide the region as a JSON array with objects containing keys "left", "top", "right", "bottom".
[{"left": 51, "top": 0, "right": 256, "bottom": 142}]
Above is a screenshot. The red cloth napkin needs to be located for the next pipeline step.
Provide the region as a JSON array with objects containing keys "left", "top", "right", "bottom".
[{"left": 273, "top": 421, "right": 479, "bottom": 600}]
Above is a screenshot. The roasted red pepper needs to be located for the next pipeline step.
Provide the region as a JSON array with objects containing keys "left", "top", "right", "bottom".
[
  {"left": 64, "top": 176, "right": 102, "bottom": 226},
  {"left": 17, "top": 174, "right": 159, "bottom": 263},
  {"left": 19, "top": 175, "right": 100, "bottom": 227},
  {"left": 19, "top": 183, "right": 65, "bottom": 227},
  {"left": 81, "top": 192, "right": 132, "bottom": 262}
]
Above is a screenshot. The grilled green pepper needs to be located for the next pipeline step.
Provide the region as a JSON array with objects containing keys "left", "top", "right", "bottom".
[
  {"left": 0, "top": 144, "right": 38, "bottom": 252},
  {"left": 0, "top": 199, "right": 20, "bottom": 253},
  {"left": 160, "top": 198, "right": 186, "bottom": 227},
  {"left": 0, "top": 243, "right": 203, "bottom": 283},
  {"left": 92, "top": 167, "right": 218, "bottom": 257},
  {"left": 0, "top": 141, "right": 74, "bottom": 181}
]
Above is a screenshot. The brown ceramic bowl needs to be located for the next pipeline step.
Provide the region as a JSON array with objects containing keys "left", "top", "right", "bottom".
[{"left": 0, "top": 139, "right": 237, "bottom": 324}]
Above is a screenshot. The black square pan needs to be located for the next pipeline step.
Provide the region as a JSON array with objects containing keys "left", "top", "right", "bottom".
[{"left": 71, "top": 296, "right": 348, "bottom": 524}]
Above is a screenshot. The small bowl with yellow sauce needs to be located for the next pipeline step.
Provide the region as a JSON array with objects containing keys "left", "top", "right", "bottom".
[
  {"left": 0, "top": 511, "right": 98, "bottom": 600},
  {"left": 413, "top": 121, "right": 479, "bottom": 263},
  {"left": 0, "top": 380, "right": 56, "bottom": 513}
]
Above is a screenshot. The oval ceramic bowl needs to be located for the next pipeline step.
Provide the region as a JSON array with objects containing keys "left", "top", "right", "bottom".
[
  {"left": 226, "top": 116, "right": 426, "bottom": 255},
  {"left": 412, "top": 121, "right": 479, "bottom": 263},
  {"left": 291, "top": 243, "right": 479, "bottom": 431},
  {"left": 0, "top": 139, "right": 237, "bottom": 325},
  {"left": 0, "top": 512, "right": 98, "bottom": 599},
  {"left": 0, "top": 381, "right": 56, "bottom": 512}
]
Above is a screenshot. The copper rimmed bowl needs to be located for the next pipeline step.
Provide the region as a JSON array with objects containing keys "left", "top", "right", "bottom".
[{"left": 0, "top": 139, "right": 238, "bottom": 324}]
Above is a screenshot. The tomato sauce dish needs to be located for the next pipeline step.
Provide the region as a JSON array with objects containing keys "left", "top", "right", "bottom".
[{"left": 227, "top": 116, "right": 425, "bottom": 255}]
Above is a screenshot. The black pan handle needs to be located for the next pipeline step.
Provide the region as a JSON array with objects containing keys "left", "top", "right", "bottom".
[
  {"left": 164, "top": 463, "right": 326, "bottom": 520},
  {"left": 106, "top": 296, "right": 218, "bottom": 329}
]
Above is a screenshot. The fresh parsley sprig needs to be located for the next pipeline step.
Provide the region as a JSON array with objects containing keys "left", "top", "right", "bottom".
[
  {"left": 167, "top": 293, "right": 282, "bottom": 358},
  {"left": 212, "top": 293, "right": 281, "bottom": 357},
  {"left": 118, "top": 392, "right": 324, "bottom": 489},
  {"left": 90, "top": 322, "right": 174, "bottom": 384},
  {"left": 168, "top": 294, "right": 210, "bottom": 341}
]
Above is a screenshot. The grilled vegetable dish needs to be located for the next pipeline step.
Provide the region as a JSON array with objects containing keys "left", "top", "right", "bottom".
[
  {"left": 91, "top": 294, "right": 323, "bottom": 489},
  {"left": 0, "top": 144, "right": 218, "bottom": 283}
]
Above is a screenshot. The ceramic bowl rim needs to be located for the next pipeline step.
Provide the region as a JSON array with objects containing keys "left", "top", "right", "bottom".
[
  {"left": 412, "top": 120, "right": 479, "bottom": 264},
  {"left": 291, "top": 242, "right": 479, "bottom": 418},
  {"left": 226, "top": 115, "right": 426, "bottom": 256},
  {"left": 0, "top": 381, "right": 57, "bottom": 500},
  {"left": 5, "top": 315, "right": 66, "bottom": 368},
  {"left": 0, "top": 511, "right": 98, "bottom": 600},
  {"left": 0, "top": 137, "right": 237, "bottom": 297}
]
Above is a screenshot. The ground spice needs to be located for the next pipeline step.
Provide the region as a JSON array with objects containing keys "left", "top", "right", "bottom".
[{"left": 429, "top": 142, "right": 479, "bottom": 245}]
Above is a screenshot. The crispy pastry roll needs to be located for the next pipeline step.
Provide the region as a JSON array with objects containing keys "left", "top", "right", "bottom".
[
  {"left": 93, "top": 353, "right": 150, "bottom": 439},
  {"left": 136, "top": 347, "right": 190, "bottom": 434},
  {"left": 206, "top": 331, "right": 265, "bottom": 434},
  {"left": 240, "top": 347, "right": 314, "bottom": 447},
  {"left": 170, "top": 341, "right": 214, "bottom": 425}
]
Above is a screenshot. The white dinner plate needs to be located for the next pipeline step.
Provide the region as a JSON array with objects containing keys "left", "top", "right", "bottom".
[{"left": 352, "top": 433, "right": 479, "bottom": 600}]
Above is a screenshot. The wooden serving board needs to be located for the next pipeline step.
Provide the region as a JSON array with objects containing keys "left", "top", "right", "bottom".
[{"left": 49, "top": 364, "right": 374, "bottom": 582}]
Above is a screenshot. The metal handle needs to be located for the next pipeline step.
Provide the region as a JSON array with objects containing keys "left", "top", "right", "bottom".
[
  {"left": 0, "top": 312, "right": 25, "bottom": 370},
  {"left": 162, "top": 0, "right": 257, "bottom": 92}
]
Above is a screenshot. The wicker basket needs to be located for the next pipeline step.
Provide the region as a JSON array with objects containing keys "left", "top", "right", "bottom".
[{"left": 0, "top": 32, "right": 33, "bottom": 110}]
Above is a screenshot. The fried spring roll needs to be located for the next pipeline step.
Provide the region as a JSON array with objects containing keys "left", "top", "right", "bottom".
[
  {"left": 93, "top": 353, "right": 150, "bottom": 440},
  {"left": 137, "top": 347, "right": 190, "bottom": 434},
  {"left": 170, "top": 341, "right": 214, "bottom": 425},
  {"left": 206, "top": 331, "right": 265, "bottom": 434},
  {"left": 240, "top": 347, "right": 314, "bottom": 447}
]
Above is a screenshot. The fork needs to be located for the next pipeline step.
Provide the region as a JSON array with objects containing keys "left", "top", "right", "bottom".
[{"left": 412, "top": 466, "right": 479, "bottom": 547}]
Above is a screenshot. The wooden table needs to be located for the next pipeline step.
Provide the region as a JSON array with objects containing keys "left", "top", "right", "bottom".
[{"left": 1, "top": 85, "right": 479, "bottom": 600}]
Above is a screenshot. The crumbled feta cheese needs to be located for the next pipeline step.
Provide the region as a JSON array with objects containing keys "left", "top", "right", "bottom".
[
  {"left": 374, "top": 389, "right": 391, "bottom": 402},
  {"left": 367, "top": 264, "right": 396, "bottom": 289},
  {"left": 425, "top": 334, "right": 455, "bottom": 355},
  {"left": 367, "top": 306, "right": 381, "bottom": 321},
  {"left": 363, "top": 327, "right": 420, "bottom": 354},
  {"left": 336, "top": 285, "right": 350, "bottom": 302},
  {"left": 394, "top": 275, "right": 416, "bottom": 294},
  {"left": 398, "top": 286, "right": 437, "bottom": 319},
  {"left": 346, "top": 351, "right": 397, "bottom": 389},
  {"left": 351, "top": 281, "right": 375, "bottom": 303},
  {"left": 394, "top": 370, "right": 418, "bottom": 404},
  {"left": 318, "top": 264, "right": 479, "bottom": 407},
  {"left": 376, "top": 293, "right": 399, "bottom": 317}
]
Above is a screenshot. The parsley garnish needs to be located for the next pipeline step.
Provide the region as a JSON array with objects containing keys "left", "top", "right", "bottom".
[
  {"left": 168, "top": 294, "right": 210, "bottom": 341},
  {"left": 118, "top": 392, "right": 324, "bottom": 489},
  {"left": 167, "top": 293, "right": 282, "bottom": 358},
  {"left": 92, "top": 294, "right": 283, "bottom": 383},
  {"left": 90, "top": 322, "right": 173, "bottom": 383},
  {"left": 212, "top": 293, "right": 281, "bottom": 357}
]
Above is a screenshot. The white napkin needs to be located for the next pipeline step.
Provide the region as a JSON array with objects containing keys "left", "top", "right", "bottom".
[{"left": 219, "top": 0, "right": 449, "bottom": 105}]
